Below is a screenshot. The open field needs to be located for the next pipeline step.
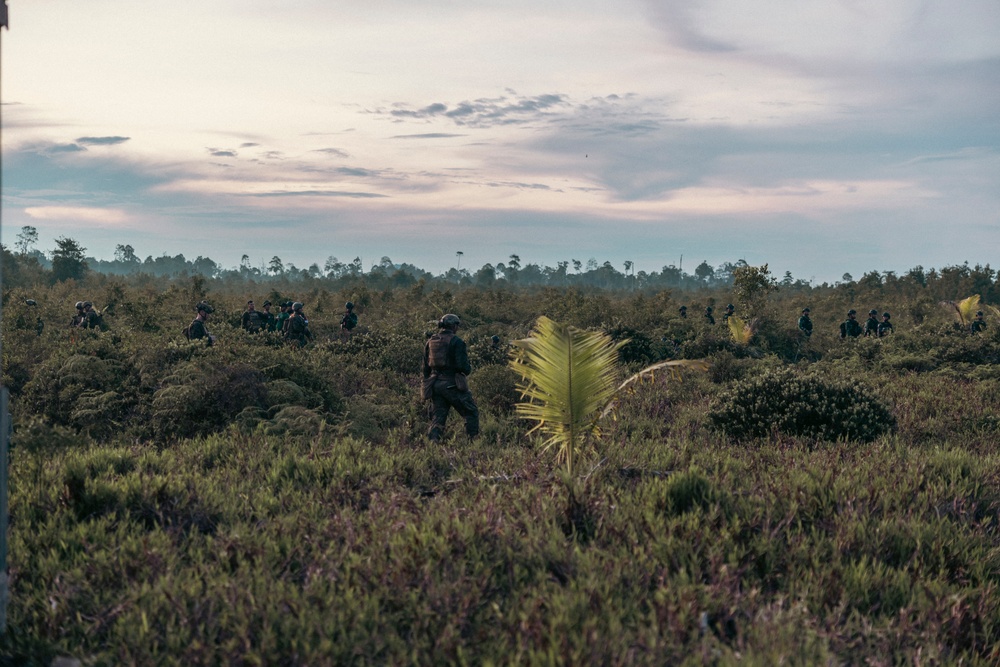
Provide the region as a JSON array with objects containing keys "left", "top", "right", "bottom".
[{"left": 2, "top": 265, "right": 999, "bottom": 664}]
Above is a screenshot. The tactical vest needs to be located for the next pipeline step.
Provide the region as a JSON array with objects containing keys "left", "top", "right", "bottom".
[{"left": 427, "top": 332, "right": 456, "bottom": 371}]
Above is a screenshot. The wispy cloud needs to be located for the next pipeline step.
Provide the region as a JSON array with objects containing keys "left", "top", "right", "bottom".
[{"left": 77, "top": 136, "right": 130, "bottom": 146}]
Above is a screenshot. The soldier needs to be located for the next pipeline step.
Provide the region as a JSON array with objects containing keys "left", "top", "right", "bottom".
[
  {"left": 877, "top": 311, "right": 894, "bottom": 337},
  {"left": 704, "top": 306, "right": 715, "bottom": 325},
  {"left": 276, "top": 301, "right": 292, "bottom": 334},
  {"left": 491, "top": 335, "right": 502, "bottom": 350},
  {"left": 284, "top": 302, "right": 313, "bottom": 348},
  {"left": 678, "top": 305, "right": 688, "bottom": 319},
  {"left": 971, "top": 311, "right": 987, "bottom": 334},
  {"left": 798, "top": 307, "right": 813, "bottom": 338},
  {"left": 422, "top": 313, "right": 479, "bottom": 442},
  {"left": 340, "top": 301, "right": 358, "bottom": 341},
  {"left": 79, "top": 302, "right": 105, "bottom": 330},
  {"left": 863, "top": 309, "right": 880, "bottom": 337},
  {"left": 840, "top": 309, "right": 863, "bottom": 338},
  {"left": 69, "top": 301, "right": 85, "bottom": 327},
  {"left": 241, "top": 300, "right": 266, "bottom": 333},
  {"left": 261, "top": 301, "right": 276, "bottom": 332},
  {"left": 187, "top": 302, "right": 216, "bottom": 346},
  {"left": 722, "top": 304, "right": 735, "bottom": 323}
]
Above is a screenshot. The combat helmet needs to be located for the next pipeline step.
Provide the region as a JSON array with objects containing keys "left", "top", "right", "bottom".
[
  {"left": 438, "top": 313, "right": 461, "bottom": 329},
  {"left": 345, "top": 301, "right": 354, "bottom": 310},
  {"left": 292, "top": 302, "right": 304, "bottom": 312},
  {"left": 196, "top": 301, "right": 214, "bottom": 314},
  {"left": 75, "top": 301, "right": 84, "bottom": 310}
]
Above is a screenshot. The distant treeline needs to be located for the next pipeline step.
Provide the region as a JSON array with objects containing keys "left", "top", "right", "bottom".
[{"left": 3, "top": 232, "right": 999, "bottom": 303}]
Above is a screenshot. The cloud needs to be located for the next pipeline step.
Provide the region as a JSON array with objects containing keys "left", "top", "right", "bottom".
[
  {"left": 242, "top": 190, "right": 388, "bottom": 199},
  {"left": 313, "top": 147, "right": 350, "bottom": 157},
  {"left": 76, "top": 136, "right": 130, "bottom": 146},
  {"left": 381, "top": 93, "right": 570, "bottom": 127},
  {"left": 209, "top": 149, "right": 237, "bottom": 157},
  {"left": 336, "top": 167, "right": 378, "bottom": 177},
  {"left": 25, "top": 206, "right": 130, "bottom": 224},
  {"left": 240, "top": 142, "right": 260, "bottom": 148},
  {"left": 391, "top": 133, "right": 466, "bottom": 139},
  {"left": 47, "top": 143, "right": 87, "bottom": 153}
]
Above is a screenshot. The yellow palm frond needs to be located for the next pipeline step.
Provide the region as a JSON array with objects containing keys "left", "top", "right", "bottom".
[
  {"left": 511, "top": 316, "right": 623, "bottom": 476},
  {"left": 940, "top": 295, "right": 980, "bottom": 325},
  {"left": 727, "top": 315, "right": 756, "bottom": 345}
]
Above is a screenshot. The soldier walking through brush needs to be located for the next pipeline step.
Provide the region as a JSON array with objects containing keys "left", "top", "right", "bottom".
[
  {"left": 840, "top": 309, "right": 863, "bottom": 339},
  {"left": 422, "top": 314, "right": 479, "bottom": 442},
  {"left": 798, "top": 307, "right": 813, "bottom": 338}
]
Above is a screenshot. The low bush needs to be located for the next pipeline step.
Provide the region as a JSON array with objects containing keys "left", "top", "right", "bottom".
[{"left": 709, "top": 367, "right": 896, "bottom": 442}]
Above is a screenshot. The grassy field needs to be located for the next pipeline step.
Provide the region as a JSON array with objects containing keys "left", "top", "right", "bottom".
[{"left": 2, "top": 270, "right": 999, "bottom": 664}]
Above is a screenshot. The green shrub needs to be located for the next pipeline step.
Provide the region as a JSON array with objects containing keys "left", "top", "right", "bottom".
[
  {"left": 709, "top": 367, "right": 896, "bottom": 442},
  {"left": 469, "top": 364, "right": 521, "bottom": 415}
]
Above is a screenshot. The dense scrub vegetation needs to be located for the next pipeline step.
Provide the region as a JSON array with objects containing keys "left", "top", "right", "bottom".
[{"left": 2, "top": 259, "right": 1000, "bottom": 664}]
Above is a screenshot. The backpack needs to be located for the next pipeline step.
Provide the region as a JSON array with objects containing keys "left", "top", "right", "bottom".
[
  {"left": 427, "top": 332, "right": 456, "bottom": 370},
  {"left": 342, "top": 311, "right": 359, "bottom": 330},
  {"left": 182, "top": 324, "right": 191, "bottom": 340}
]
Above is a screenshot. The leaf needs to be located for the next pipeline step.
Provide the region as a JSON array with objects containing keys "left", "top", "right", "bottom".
[{"left": 510, "top": 316, "right": 624, "bottom": 476}]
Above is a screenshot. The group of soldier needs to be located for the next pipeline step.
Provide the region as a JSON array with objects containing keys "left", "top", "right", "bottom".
[
  {"left": 676, "top": 301, "right": 988, "bottom": 339},
  {"left": 185, "top": 299, "right": 359, "bottom": 348},
  {"left": 68, "top": 301, "right": 104, "bottom": 330}
]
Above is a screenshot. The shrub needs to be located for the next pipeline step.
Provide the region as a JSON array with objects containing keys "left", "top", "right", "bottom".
[
  {"left": 469, "top": 364, "right": 521, "bottom": 415},
  {"left": 709, "top": 367, "right": 896, "bottom": 442}
]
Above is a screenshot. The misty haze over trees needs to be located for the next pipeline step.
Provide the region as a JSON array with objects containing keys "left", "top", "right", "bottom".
[{"left": 6, "top": 228, "right": 999, "bottom": 300}]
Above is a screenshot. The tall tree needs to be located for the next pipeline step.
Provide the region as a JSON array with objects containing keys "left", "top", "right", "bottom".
[
  {"left": 15, "top": 225, "right": 38, "bottom": 255},
  {"left": 51, "top": 236, "right": 89, "bottom": 282}
]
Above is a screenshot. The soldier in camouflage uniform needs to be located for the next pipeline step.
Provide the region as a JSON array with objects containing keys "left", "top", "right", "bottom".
[
  {"left": 704, "top": 306, "right": 715, "bottom": 325},
  {"left": 971, "top": 311, "right": 987, "bottom": 334},
  {"left": 276, "top": 301, "right": 292, "bottom": 334},
  {"left": 69, "top": 301, "right": 85, "bottom": 328},
  {"left": 863, "top": 309, "right": 880, "bottom": 337},
  {"left": 877, "top": 312, "right": 894, "bottom": 337},
  {"left": 188, "top": 302, "right": 216, "bottom": 346},
  {"left": 840, "top": 309, "right": 863, "bottom": 338},
  {"left": 678, "top": 305, "right": 687, "bottom": 319},
  {"left": 797, "top": 307, "right": 813, "bottom": 338},
  {"left": 722, "top": 304, "right": 735, "bottom": 323},
  {"left": 261, "top": 301, "right": 276, "bottom": 332},
  {"left": 241, "top": 300, "right": 267, "bottom": 333},
  {"left": 422, "top": 314, "right": 479, "bottom": 442},
  {"left": 284, "top": 302, "right": 313, "bottom": 348}
]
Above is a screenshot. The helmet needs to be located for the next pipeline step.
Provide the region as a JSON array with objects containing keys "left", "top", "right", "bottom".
[
  {"left": 345, "top": 301, "right": 354, "bottom": 310},
  {"left": 196, "top": 301, "right": 214, "bottom": 314},
  {"left": 491, "top": 335, "right": 500, "bottom": 343},
  {"left": 848, "top": 309, "right": 856, "bottom": 315},
  {"left": 882, "top": 312, "right": 891, "bottom": 318},
  {"left": 82, "top": 301, "right": 93, "bottom": 309},
  {"left": 705, "top": 306, "right": 713, "bottom": 312},
  {"left": 726, "top": 304, "right": 734, "bottom": 310},
  {"left": 869, "top": 309, "right": 878, "bottom": 315},
  {"left": 977, "top": 311, "right": 984, "bottom": 316},
  {"left": 292, "top": 302, "right": 304, "bottom": 311},
  {"left": 438, "top": 313, "right": 461, "bottom": 329},
  {"left": 802, "top": 307, "right": 810, "bottom": 313},
  {"left": 75, "top": 301, "right": 84, "bottom": 309},
  {"left": 25, "top": 299, "right": 36, "bottom": 306},
  {"left": 262, "top": 300, "right": 271, "bottom": 307},
  {"left": 679, "top": 305, "right": 687, "bottom": 310}
]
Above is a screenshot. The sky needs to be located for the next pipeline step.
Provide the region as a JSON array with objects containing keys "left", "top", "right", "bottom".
[{"left": 1, "top": 0, "right": 998, "bottom": 283}]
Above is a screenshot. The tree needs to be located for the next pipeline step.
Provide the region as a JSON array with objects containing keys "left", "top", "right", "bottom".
[
  {"left": 732, "top": 263, "right": 778, "bottom": 319},
  {"left": 268, "top": 256, "right": 285, "bottom": 276},
  {"left": 694, "top": 260, "right": 714, "bottom": 282},
  {"left": 51, "top": 236, "right": 88, "bottom": 282},
  {"left": 114, "top": 244, "right": 139, "bottom": 264},
  {"left": 572, "top": 259, "right": 582, "bottom": 274},
  {"left": 16, "top": 226, "right": 38, "bottom": 255}
]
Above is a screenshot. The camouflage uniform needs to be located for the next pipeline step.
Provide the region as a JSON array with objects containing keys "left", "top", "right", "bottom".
[
  {"left": 863, "top": 310, "right": 879, "bottom": 337},
  {"left": 798, "top": 310, "right": 813, "bottom": 338},
  {"left": 423, "top": 315, "right": 479, "bottom": 441},
  {"left": 971, "top": 312, "right": 987, "bottom": 334},
  {"left": 877, "top": 313, "right": 894, "bottom": 337},
  {"left": 840, "top": 310, "right": 863, "bottom": 338},
  {"left": 284, "top": 303, "right": 313, "bottom": 348}
]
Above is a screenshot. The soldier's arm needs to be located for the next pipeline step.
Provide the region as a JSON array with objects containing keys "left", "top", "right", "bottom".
[{"left": 454, "top": 339, "right": 472, "bottom": 376}]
